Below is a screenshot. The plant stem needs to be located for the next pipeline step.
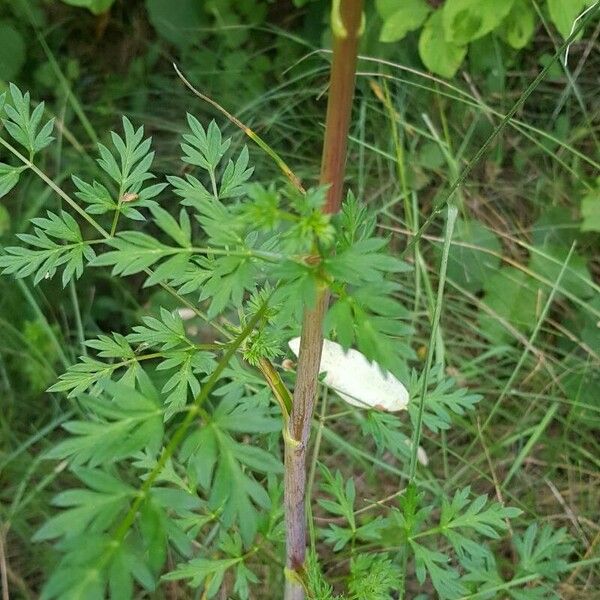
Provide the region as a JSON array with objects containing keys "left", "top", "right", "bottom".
[
  {"left": 284, "top": 2, "right": 363, "bottom": 598},
  {"left": 408, "top": 204, "right": 458, "bottom": 481},
  {"left": 320, "top": 0, "right": 364, "bottom": 215}
]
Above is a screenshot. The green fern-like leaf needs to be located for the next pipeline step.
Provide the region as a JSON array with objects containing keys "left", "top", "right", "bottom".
[
  {"left": 97, "top": 116, "right": 156, "bottom": 193},
  {"left": 408, "top": 366, "right": 482, "bottom": 433},
  {"left": 34, "top": 468, "right": 135, "bottom": 541},
  {"left": 46, "top": 378, "right": 164, "bottom": 466},
  {"left": 348, "top": 554, "right": 402, "bottom": 600},
  {"left": 439, "top": 487, "right": 521, "bottom": 558},
  {"left": 180, "top": 394, "right": 281, "bottom": 547},
  {"left": 0, "top": 162, "right": 23, "bottom": 198},
  {"left": 514, "top": 524, "right": 573, "bottom": 581},
  {"left": 2, "top": 83, "right": 54, "bottom": 156},
  {"left": 411, "top": 541, "right": 467, "bottom": 599},
  {"left": 182, "top": 116, "right": 230, "bottom": 172},
  {"left": 0, "top": 210, "right": 95, "bottom": 286}
]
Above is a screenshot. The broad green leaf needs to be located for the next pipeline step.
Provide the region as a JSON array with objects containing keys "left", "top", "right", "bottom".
[
  {"left": 578, "top": 296, "right": 600, "bottom": 353},
  {"left": 61, "top": 0, "right": 115, "bottom": 14},
  {"left": 529, "top": 244, "right": 594, "bottom": 300},
  {"left": 442, "top": 0, "right": 516, "bottom": 44},
  {"left": 547, "top": 0, "right": 589, "bottom": 39},
  {"left": 0, "top": 21, "right": 26, "bottom": 81},
  {"left": 419, "top": 11, "right": 467, "bottom": 78},
  {"left": 479, "top": 266, "right": 539, "bottom": 343},
  {"left": 378, "top": 0, "right": 431, "bottom": 42},
  {"left": 532, "top": 205, "right": 580, "bottom": 247},
  {"left": 498, "top": 0, "right": 536, "bottom": 48},
  {"left": 581, "top": 188, "right": 600, "bottom": 231},
  {"left": 528, "top": 206, "right": 594, "bottom": 299},
  {"left": 145, "top": 0, "right": 205, "bottom": 47},
  {"left": 444, "top": 218, "right": 502, "bottom": 293}
]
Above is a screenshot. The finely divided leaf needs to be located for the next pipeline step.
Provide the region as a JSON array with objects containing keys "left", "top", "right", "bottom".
[
  {"left": 0, "top": 162, "right": 22, "bottom": 198},
  {"left": 180, "top": 395, "right": 281, "bottom": 546},
  {"left": 98, "top": 116, "right": 156, "bottom": 194},
  {"left": 0, "top": 210, "right": 95, "bottom": 286},
  {"left": 46, "top": 383, "right": 163, "bottom": 466},
  {"left": 34, "top": 468, "right": 135, "bottom": 541},
  {"left": 2, "top": 83, "right": 54, "bottom": 155},
  {"left": 408, "top": 367, "right": 481, "bottom": 433},
  {"left": 181, "top": 116, "right": 230, "bottom": 172}
]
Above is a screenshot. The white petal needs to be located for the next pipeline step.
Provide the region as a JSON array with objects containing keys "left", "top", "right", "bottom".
[
  {"left": 177, "top": 308, "right": 196, "bottom": 321},
  {"left": 403, "top": 439, "right": 430, "bottom": 467},
  {"left": 288, "top": 338, "right": 409, "bottom": 412}
]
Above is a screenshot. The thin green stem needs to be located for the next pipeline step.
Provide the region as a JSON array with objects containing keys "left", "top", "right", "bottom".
[
  {"left": 68, "top": 280, "right": 86, "bottom": 358},
  {"left": 408, "top": 204, "right": 458, "bottom": 480},
  {"left": 109, "top": 200, "right": 122, "bottom": 237},
  {"left": 0, "top": 137, "right": 110, "bottom": 238},
  {"left": 174, "top": 63, "right": 305, "bottom": 194},
  {"left": 306, "top": 388, "right": 328, "bottom": 556}
]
